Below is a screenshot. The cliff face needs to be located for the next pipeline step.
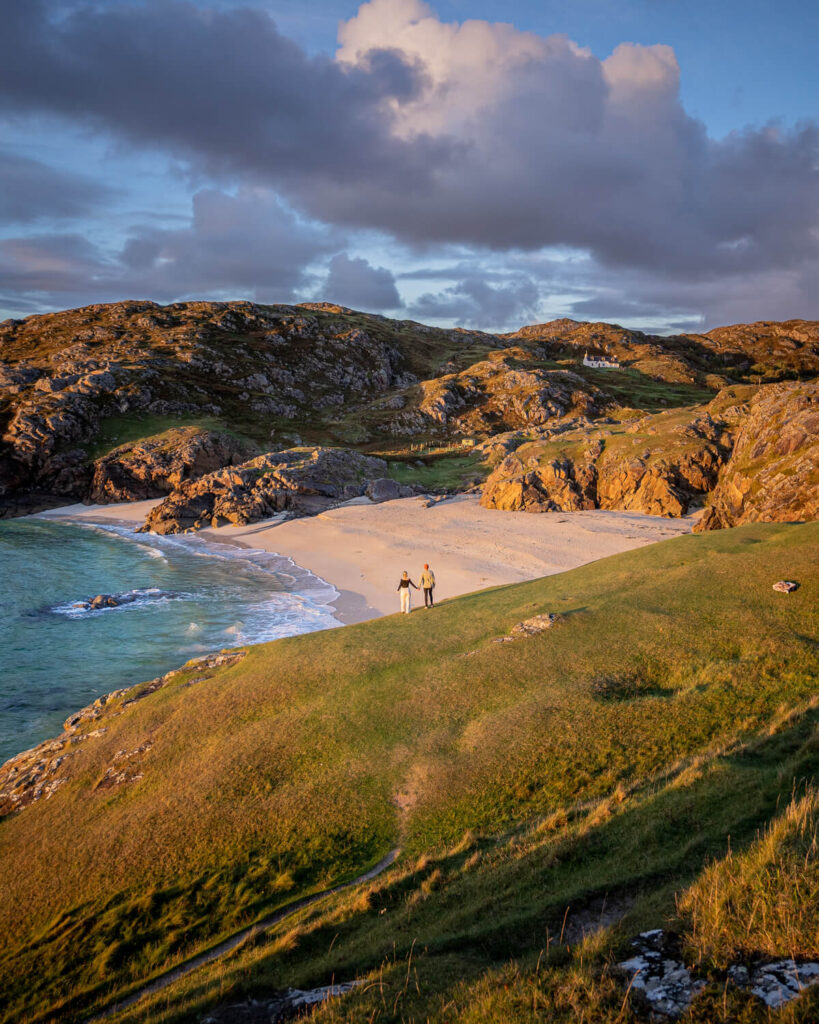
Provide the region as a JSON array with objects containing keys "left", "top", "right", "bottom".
[
  {"left": 88, "top": 427, "right": 255, "bottom": 503},
  {"left": 695, "top": 382, "right": 819, "bottom": 531}
]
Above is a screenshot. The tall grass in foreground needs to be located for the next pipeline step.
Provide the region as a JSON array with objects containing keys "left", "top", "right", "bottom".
[{"left": 681, "top": 784, "right": 819, "bottom": 966}]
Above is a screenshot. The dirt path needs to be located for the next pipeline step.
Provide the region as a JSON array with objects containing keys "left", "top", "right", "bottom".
[{"left": 87, "top": 848, "right": 401, "bottom": 1022}]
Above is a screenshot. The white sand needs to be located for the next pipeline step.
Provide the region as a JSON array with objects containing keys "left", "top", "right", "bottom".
[{"left": 42, "top": 495, "right": 698, "bottom": 625}]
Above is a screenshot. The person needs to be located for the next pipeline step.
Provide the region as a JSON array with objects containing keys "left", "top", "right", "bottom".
[
  {"left": 420, "top": 563, "right": 436, "bottom": 608},
  {"left": 397, "top": 570, "right": 418, "bottom": 614}
]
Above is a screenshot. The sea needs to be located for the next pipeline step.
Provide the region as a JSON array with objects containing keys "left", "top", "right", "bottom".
[{"left": 0, "top": 517, "right": 340, "bottom": 764}]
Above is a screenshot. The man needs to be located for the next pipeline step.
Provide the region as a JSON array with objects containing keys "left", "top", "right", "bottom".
[{"left": 420, "top": 563, "right": 436, "bottom": 608}]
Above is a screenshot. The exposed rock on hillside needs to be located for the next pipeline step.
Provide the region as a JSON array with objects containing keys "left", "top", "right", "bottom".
[
  {"left": 0, "top": 299, "right": 493, "bottom": 504},
  {"left": 696, "top": 382, "right": 818, "bottom": 531},
  {"left": 391, "top": 348, "right": 607, "bottom": 436},
  {"left": 508, "top": 317, "right": 819, "bottom": 382},
  {"left": 1, "top": 299, "right": 817, "bottom": 518},
  {"left": 480, "top": 406, "right": 733, "bottom": 517},
  {"left": 141, "top": 447, "right": 389, "bottom": 534},
  {"left": 89, "top": 426, "right": 254, "bottom": 503},
  {"left": 0, "top": 650, "right": 246, "bottom": 817}
]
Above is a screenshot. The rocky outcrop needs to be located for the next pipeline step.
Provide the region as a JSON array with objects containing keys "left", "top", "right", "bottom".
[
  {"left": 480, "top": 407, "right": 733, "bottom": 517},
  {"left": 0, "top": 650, "right": 245, "bottom": 817},
  {"left": 141, "top": 447, "right": 389, "bottom": 534},
  {"left": 400, "top": 350, "right": 607, "bottom": 437},
  {"left": 615, "top": 929, "right": 819, "bottom": 1018},
  {"left": 89, "top": 426, "right": 254, "bottom": 503},
  {"left": 0, "top": 299, "right": 490, "bottom": 505},
  {"left": 696, "top": 382, "right": 818, "bottom": 531}
]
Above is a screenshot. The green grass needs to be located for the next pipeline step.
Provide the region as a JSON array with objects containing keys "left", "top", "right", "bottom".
[
  {"left": 567, "top": 364, "right": 716, "bottom": 411},
  {"left": 681, "top": 783, "right": 819, "bottom": 966},
  {"left": 0, "top": 522, "right": 816, "bottom": 1022},
  {"left": 387, "top": 453, "right": 487, "bottom": 491}
]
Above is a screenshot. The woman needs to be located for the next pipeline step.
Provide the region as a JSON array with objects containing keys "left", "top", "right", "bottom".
[{"left": 396, "top": 570, "right": 419, "bottom": 614}]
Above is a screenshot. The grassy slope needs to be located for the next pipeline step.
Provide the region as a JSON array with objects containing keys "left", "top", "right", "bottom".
[{"left": 0, "top": 523, "right": 817, "bottom": 1022}]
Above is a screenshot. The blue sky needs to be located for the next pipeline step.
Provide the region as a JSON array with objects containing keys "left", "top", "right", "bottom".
[{"left": 1, "top": 0, "right": 817, "bottom": 331}]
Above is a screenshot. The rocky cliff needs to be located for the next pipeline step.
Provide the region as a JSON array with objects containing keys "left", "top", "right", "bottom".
[
  {"left": 88, "top": 426, "right": 255, "bottom": 503},
  {"left": 480, "top": 404, "right": 734, "bottom": 517},
  {"left": 695, "top": 382, "right": 818, "bottom": 530}
]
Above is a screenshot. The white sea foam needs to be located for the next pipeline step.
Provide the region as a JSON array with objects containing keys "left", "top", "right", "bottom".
[{"left": 51, "top": 517, "right": 341, "bottom": 645}]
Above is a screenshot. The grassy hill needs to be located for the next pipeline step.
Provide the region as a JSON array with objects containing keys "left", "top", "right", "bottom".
[{"left": 0, "top": 522, "right": 817, "bottom": 1022}]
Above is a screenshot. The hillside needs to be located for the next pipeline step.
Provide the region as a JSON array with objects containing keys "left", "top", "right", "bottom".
[
  {"left": 1, "top": 522, "right": 817, "bottom": 1022},
  {"left": 1, "top": 302, "right": 817, "bottom": 530}
]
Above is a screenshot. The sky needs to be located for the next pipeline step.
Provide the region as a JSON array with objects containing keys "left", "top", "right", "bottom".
[{"left": 0, "top": 0, "right": 817, "bottom": 333}]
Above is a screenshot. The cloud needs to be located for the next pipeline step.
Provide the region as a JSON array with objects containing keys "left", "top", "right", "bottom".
[
  {"left": 0, "top": 149, "right": 115, "bottom": 224},
  {"left": 0, "top": 0, "right": 817, "bottom": 328},
  {"left": 407, "top": 274, "right": 541, "bottom": 329},
  {"left": 0, "top": 0, "right": 447, "bottom": 189},
  {"left": 120, "top": 188, "right": 335, "bottom": 300},
  {"left": 0, "top": 188, "right": 336, "bottom": 314},
  {"left": 322, "top": 253, "right": 401, "bottom": 310}
]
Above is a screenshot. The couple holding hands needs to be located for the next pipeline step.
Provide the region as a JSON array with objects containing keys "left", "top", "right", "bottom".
[{"left": 397, "top": 564, "right": 435, "bottom": 613}]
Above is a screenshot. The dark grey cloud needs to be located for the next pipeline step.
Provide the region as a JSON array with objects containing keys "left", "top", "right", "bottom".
[
  {"left": 321, "top": 253, "right": 401, "bottom": 310},
  {"left": 0, "top": 0, "right": 449, "bottom": 189},
  {"left": 0, "top": 148, "right": 115, "bottom": 224}
]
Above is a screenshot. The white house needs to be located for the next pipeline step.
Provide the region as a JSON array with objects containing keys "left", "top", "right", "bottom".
[{"left": 583, "top": 351, "right": 620, "bottom": 369}]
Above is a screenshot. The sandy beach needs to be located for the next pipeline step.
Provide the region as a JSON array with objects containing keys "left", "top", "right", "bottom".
[{"left": 43, "top": 495, "right": 698, "bottom": 625}]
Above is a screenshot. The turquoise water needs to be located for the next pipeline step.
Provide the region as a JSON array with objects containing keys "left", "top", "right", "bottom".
[{"left": 0, "top": 518, "right": 339, "bottom": 764}]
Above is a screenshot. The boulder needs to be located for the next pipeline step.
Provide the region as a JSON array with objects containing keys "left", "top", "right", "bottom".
[{"left": 366, "top": 477, "right": 402, "bottom": 502}]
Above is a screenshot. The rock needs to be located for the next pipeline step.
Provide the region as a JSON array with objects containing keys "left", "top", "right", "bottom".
[
  {"left": 772, "top": 580, "right": 799, "bottom": 593},
  {"left": 615, "top": 930, "right": 705, "bottom": 1018},
  {"left": 729, "top": 959, "right": 819, "bottom": 1008},
  {"left": 89, "top": 426, "right": 254, "bottom": 503},
  {"left": 201, "top": 982, "right": 361, "bottom": 1023},
  {"left": 141, "top": 447, "right": 387, "bottom": 534},
  {"left": 411, "top": 351, "right": 607, "bottom": 435},
  {"left": 366, "top": 477, "right": 402, "bottom": 502},
  {"left": 696, "top": 382, "right": 819, "bottom": 531},
  {"left": 481, "top": 403, "right": 734, "bottom": 518},
  {"left": 510, "top": 613, "right": 558, "bottom": 636},
  {"left": 492, "top": 612, "right": 559, "bottom": 643},
  {"left": 58, "top": 589, "right": 181, "bottom": 613}
]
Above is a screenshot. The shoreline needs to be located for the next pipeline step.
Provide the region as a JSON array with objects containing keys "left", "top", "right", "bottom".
[{"left": 39, "top": 495, "right": 700, "bottom": 625}]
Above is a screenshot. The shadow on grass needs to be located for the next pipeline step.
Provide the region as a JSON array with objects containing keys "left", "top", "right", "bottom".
[{"left": 136, "top": 706, "right": 819, "bottom": 1024}]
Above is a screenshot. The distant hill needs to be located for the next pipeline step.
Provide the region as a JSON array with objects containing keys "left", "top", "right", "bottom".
[{"left": 1, "top": 301, "right": 816, "bottom": 528}]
